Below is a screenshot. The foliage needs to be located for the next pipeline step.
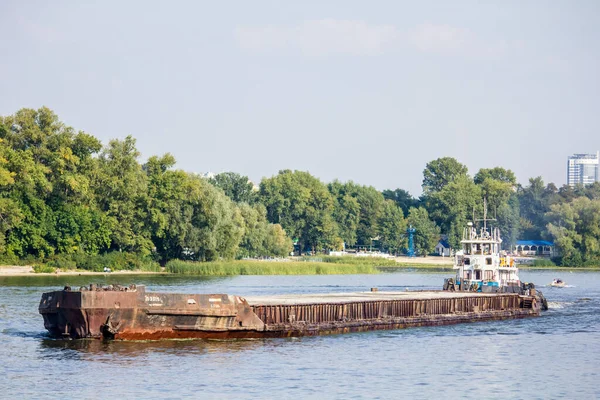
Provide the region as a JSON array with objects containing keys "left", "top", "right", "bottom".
[
  {"left": 328, "top": 181, "right": 360, "bottom": 246},
  {"left": 71, "top": 252, "right": 160, "bottom": 272},
  {"left": 209, "top": 172, "right": 256, "bottom": 204},
  {"left": 425, "top": 175, "right": 481, "bottom": 248},
  {"left": 406, "top": 207, "right": 440, "bottom": 256},
  {"left": 517, "top": 177, "right": 555, "bottom": 240},
  {"left": 237, "top": 203, "right": 293, "bottom": 258},
  {"left": 328, "top": 180, "right": 388, "bottom": 248},
  {"left": 33, "top": 264, "right": 56, "bottom": 273},
  {"left": 377, "top": 200, "right": 407, "bottom": 254},
  {"left": 545, "top": 197, "right": 600, "bottom": 267},
  {"left": 531, "top": 259, "right": 556, "bottom": 267},
  {"left": 260, "top": 170, "right": 337, "bottom": 252},
  {"left": 1, "top": 107, "right": 599, "bottom": 268},
  {"left": 382, "top": 188, "right": 419, "bottom": 217},
  {"left": 422, "top": 157, "right": 468, "bottom": 194}
]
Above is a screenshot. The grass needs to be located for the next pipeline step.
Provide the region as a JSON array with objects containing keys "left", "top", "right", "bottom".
[
  {"left": 301, "top": 255, "right": 398, "bottom": 267},
  {"left": 166, "top": 259, "right": 379, "bottom": 276}
]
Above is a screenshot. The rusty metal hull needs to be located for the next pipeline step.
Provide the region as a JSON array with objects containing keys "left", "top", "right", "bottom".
[{"left": 39, "top": 286, "right": 542, "bottom": 340}]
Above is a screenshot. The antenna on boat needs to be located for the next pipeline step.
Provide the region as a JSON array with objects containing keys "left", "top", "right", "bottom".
[{"left": 474, "top": 197, "right": 496, "bottom": 232}]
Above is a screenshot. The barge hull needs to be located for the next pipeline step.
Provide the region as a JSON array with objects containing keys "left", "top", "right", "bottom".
[{"left": 39, "top": 286, "right": 541, "bottom": 340}]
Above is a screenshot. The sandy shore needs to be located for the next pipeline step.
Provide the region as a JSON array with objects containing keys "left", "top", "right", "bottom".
[
  {"left": 0, "top": 265, "right": 166, "bottom": 277},
  {"left": 393, "top": 256, "right": 454, "bottom": 265}
]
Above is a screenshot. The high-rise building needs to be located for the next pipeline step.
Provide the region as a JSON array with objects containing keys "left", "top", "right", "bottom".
[{"left": 567, "top": 151, "right": 599, "bottom": 187}]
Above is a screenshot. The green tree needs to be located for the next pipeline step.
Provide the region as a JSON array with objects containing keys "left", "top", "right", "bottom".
[
  {"left": 0, "top": 107, "right": 104, "bottom": 257},
  {"left": 328, "top": 181, "right": 360, "bottom": 246},
  {"left": 95, "top": 136, "right": 152, "bottom": 254},
  {"left": 545, "top": 197, "right": 600, "bottom": 266},
  {"left": 382, "top": 188, "right": 419, "bottom": 217},
  {"left": 328, "top": 181, "right": 385, "bottom": 247},
  {"left": 260, "top": 170, "right": 337, "bottom": 253},
  {"left": 236, "top": 203, "right": 292, "bottom": 258},
  {"left": 377, "top": 200, "right": 407, "bottom": 254},
  {"left": 496, "top": 193, "right": 520, "bottom": 249},
  {"left": 210, "top": 172, "right": 256, "bottom": 204},
  {"left": 422, "top": 157, "right": 469, "bottom": 194},
  {"left": 518, "top": 177, "right": 558, "bottom": 240},
  {"left": 407, "top": 207, "right": 440, "bottom": 256},
  {"left": 426, "top": 175, "right": 482, "bottom": 248},
  {"left": 179, "top": 174, "right": 244, "bottom": 261}
]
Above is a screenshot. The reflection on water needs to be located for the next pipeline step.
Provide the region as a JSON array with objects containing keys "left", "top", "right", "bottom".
[
  {"left": 1, "top": 270, "right": 599, "bottom": 399},
  {"left": 39, "top": 336, "right": 272, "bottom": 359}
]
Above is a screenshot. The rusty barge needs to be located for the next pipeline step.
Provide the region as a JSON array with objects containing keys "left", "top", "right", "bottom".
[{"left": 39, "top": 284, "right": 543, "bottom": 340}]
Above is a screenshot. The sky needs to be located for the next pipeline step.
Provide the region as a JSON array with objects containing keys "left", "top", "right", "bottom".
[{"left": 1, "top": 1, "right": 599, "bottom": 195}]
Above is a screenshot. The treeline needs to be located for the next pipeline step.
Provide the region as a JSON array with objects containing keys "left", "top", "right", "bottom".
[
  {"left": 0, "top": 108, "right": 599, "bottom": 267},
  {"left": 0, "top": 108, "right": 291, "bottom": 266}
]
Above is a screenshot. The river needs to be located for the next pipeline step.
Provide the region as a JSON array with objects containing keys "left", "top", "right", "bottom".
[{"left": 1, "top": 269, "right": 598, "bottom": 399}]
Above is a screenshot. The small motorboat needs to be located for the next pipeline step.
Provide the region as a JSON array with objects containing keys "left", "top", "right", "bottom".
[{"left": 551, "top": 278, "right": 565, "bottom": 288}]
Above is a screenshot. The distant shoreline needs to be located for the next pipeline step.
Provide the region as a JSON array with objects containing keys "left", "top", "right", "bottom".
[
  {"left": 1, "top": 259, "right": 598, "bottom": 277},
  {"left": 0, "top": 266, "right": 166, "bottom": 277}
]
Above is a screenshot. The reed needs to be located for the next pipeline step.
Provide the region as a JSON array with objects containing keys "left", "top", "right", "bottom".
[
  {"left": 301, "top": 255, "right": 398, "bottom": 267},
  {"left": 165, "top": 259, "right": 379, "bottom": 276}
]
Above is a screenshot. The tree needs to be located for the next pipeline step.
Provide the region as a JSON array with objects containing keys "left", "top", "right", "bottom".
[
  {"left": 474, "top": 167, "right": 517, "bottom": 185},
  {"left": 546, "top": 197, "right": 600, "bottom": 266},
  {"left": 236, "top": 203, "right": 292, "bottom": 258},
  {"left": 422, "top": 157, "right": 469, "bottom": 194},
  {"left": 518, "top": 177, "right": 558, "bottom": 240},
  {"left": 179, "top": 174, "right": 244, "bottom": 261},
  {"left": 407, "top": 207, "right": 440, "bottom": 256},
  {"left": 260, "top": 170, "right": 337, "bottom": 253},
  {"left": 95, "top": 136, "right": 152, "bottom": 255},
  {"left": 425, "top": 175, "right": 482, "bottom": 248},
  {"left": 209, "top": 172, "right": 256, "bottom": 204},
  {"left": 382, "top": 188, "right": 419, "bottom": 217},
  {"left": 328, "top": 180, "right": 385, "bottom": 247},
  {"left": 496, "top": 193, "right": 520, "bottom": 250},
  {"left": 377, "top": 200, "right": 407, "bottom": 254},
  {"left": 0, "top": 107, "right": 105, "bottom": 258}
]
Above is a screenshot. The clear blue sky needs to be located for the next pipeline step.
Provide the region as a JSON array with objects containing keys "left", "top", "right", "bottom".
[{"left": 1, "top": 1, "right": 599, "bottom": 195}]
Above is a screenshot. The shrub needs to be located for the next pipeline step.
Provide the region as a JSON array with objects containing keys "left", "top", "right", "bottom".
[
  {"left": 32, "top": 264, "right": 56, "bottom": 273},
  {"left": 71, "top": 252, "right": 160, "bottom": 272},
  {"left": 46, "top": 255, "right": 77, "bottom": 270},
  {"left": 531, "top": 259, "right": 556, "bottom": 267}
]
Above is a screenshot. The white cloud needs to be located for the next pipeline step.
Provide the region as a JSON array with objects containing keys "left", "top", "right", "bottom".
[
  {"left": 235, "top": 19, "right": 514, "bottom": 58},
  {"left": 408, "top": 23, "right": 472, "bottom": 53},
  {"left": 235, "top": 19, "right": 399, "bottom": 56}
]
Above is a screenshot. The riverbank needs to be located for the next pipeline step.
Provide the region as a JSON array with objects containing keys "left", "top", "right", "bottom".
[
  {"left": 0, "top": 265, "right": 167, "bottom": 277},
  {"left": 2, "top": 257, "right": 598, "bottom": 277}
]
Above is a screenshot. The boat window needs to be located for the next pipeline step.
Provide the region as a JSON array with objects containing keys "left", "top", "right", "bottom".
[
  {"left": 475, "top": 270, "right": 481, "bottom": 280},
  {"left": 484, "top": 270, "right": 493, "bottom": 280},
  {"left": 486, "top": 257, "right": 492, "bottom": 265},
  {"left": 464, "top": 258, "right": 470, "bottom": 265}
]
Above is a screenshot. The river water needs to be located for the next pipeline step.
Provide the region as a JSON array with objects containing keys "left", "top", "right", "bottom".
[{"left": 1, "top": 269, "right": 599, "bottom": 399}]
